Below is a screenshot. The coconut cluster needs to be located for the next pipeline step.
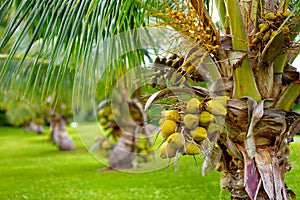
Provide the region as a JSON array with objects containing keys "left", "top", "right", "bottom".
[
  {"left": 151, "top": 54, "right": 208, "bottom": 89},
  {"left": 251, "top": 10, "right": 293, "bottom": 48},
  {"left": 136, "top": 140, "right": 154, "bottom": 163},
  {"left": 159, "top": 96, "right": 228, "bottom": 159},
  {"left": 163, "top": 7, "right": 219, "bottom": 53},
  {"left": 96, "top": 137, "right": 115, "bottom": 158},
  {"left": 96, "top": 105, "right": 121, "bottom": 157},
  {"left": 150, "top": 54, "right": 186, "bottom": 89},
  {"left": 97, "top": 105, "right": 122, "bottom": 139},
  {"left": 97, "top": 103, "right": 154, "bottom": 164}
]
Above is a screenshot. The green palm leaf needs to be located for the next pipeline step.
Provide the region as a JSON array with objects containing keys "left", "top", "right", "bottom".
[{"left": 0, "top": 0, "right": 170, "bottom": 102}]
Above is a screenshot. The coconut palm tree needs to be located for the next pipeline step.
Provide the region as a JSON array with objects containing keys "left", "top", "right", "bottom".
[{"left": 0, "top": 0, "right": 299, "bottom": 199}]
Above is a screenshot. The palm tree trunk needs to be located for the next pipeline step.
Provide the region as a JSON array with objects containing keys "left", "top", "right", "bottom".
[
  {"left": 218, "top": 98, "right": 299, "bottom": 199},
  {"left": 109, "top": 121, "right": 137, "bottom": 169},
  {"left": 24, "top": 121, "right": 44, "bottom": 134},
  {"left": 50, "top": 114, "right": 75, "bottom": 151},
  {"left": 220, "top": 142, "right": 290, "bottom": 200}
]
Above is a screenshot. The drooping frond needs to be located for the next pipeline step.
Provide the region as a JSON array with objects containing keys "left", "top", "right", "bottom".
[
  {"left": 0, "top": 0, "right": 174, "bottom": 102},
  {"left": 0, "top": 53, "right": 75, "bottom": 110}
]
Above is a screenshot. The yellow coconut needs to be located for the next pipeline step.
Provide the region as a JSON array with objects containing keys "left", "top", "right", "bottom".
[
  {"left": 206, "top": 100, "right": 227, "bottom": 116},
  {"left": 161, "top": 110, "right": 181, "bottom": 122},
  {"left": 184, "top": 143, "right": 201, "bottom": 155},
  {"left": 265, "top": 12, "right": 277, "bottom": 21},
  {"left": 259, "top": 23, "right": 270, "bottom": 33},
  {"left": 107, "top": 113, "right": 114, "bottom": 121},
  {"left": 282, "top": 10, "right": 291, "bottom": 18},
  {"left": 136, "top": 142, "right": 146, "bottom": 150},
  {"left": 186, "top": 98, "right": 201, "bottom": 114},
  {"left": 160, "top": 142, "right": 177, "bottom": 159},
  {"left": 167, "top": 132, "right": 184, "bottom": 149},
  {"left": 98, "top": 109, "right": 105, "bottom": 117},
  {"left": 145, "top": 154, "right": 153, "bottom": 162},
  {"left": 160, "top": 119, "right": 178, "bottom": 139},
  {"left": 99, "top": 118, "right": 107, "bottom": 125},
  {"left": 263, "top": 32, "right": 270, "bottom": 42},
  {"left": 282, "top": 26, "right": 290, "bottom": 35},
  {"left": 139, "top": 149, "right": 148, "bottom": 157},
  {"left": 207, "top": 123, "right": 223, "bottom": 135},
  {"left": 159, "top": 118, "right": 166, "bottom": 126},
  {"left": 199, "top": 111, "right": 214, "bottom": 127},
  {"left": 101, "top": 139, "right": 113, "bottom": 149},
  {"left": 190, "top": 127, "right": 207, "bottom": 142},
  {"left": 215, "top": 96, "right": 230, "bottom": 100},
  {"left": 183, "top": 114, "right": 199, "bottom": 130}
]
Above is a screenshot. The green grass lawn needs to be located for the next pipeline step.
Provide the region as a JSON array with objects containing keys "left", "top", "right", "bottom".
[{"left": 0, "top": 126, "right": 299, "bottom": 200}]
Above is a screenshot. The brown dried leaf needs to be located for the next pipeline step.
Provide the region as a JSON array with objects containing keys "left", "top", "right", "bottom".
[
  {"left": 226, "top": 50, "right": 247, "bottom": 68},
  {"left": 263, "top": 99, "right": 275, "bottom": 109},
  {"left": 254, "top": 109, "right": 286, "bottom": 140},
  {"left": 226, "top": 98, "right": 249, "bottom": 131},
  {"left": 220, "top": 36, "right": 232, "bottom": 50},
  {"left": 245, "top": 99, "right": 264, "bottom": 159},
  {"left": 283, "top": 70, "right": 300, "bottom": 85},
  {"left": 226, "top": 134, "right": 243, "bottom": 160},
  {"left": 255, "top": 63, "right": 273, "bottom": 98},
  {"left": 255, "top": 137, "right": 272, "bottom": 146},
  {"left": 286, "top": 111, "right": 300, "bottom": 142},
  {"left": 255, "top": 149, "right": 274, "bottom": 198},
  {"left": 208, "top": 78, "right": 230, "bottom": 97},
  {"left": 184, "top": 46, "right": 221, "bottom": 83},
  {"left": 238, "top": 145, "right": 261, "bottom": 200},
  {"left": 255, "top": 147, "right": 288, "bottom": 200}
]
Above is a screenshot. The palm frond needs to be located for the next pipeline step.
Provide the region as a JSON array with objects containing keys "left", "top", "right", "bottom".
[
  {"left": 0, "top": 54, "right": 74, "bottom": 109},
  {"left": 0, "top": 0, "right": 169, "bottom": 102},
  {"left": 275, "top": 81, "right": 300, "bottom": 111}
]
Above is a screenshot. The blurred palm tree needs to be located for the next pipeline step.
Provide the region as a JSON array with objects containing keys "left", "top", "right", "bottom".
[
  {"left": 0, "top": 3, "right": 76, "bottom": 149},
  {"left": 0, "top": 0, "right": 300, "bottom": 199}
]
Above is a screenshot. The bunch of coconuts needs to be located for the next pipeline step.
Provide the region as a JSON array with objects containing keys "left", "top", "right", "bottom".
[
  {"left": 159, "top": 96, "right": 228, "bottom": 159},
  {"left": 136, "top": 140, "right": 155, "bottom": 163},
  {"left": 98, "top": 106, "right": 114, "bottom": 127},
  {"left": 97, "top": 103, "right": 154, "bottom": 163},
  {"left": 97, "top": 105, "right": 122, "bottom": 139},
  {"left": 96, "top": 137, "right": 115, "bottom": 158},
  {"left": 152, "top": 54, "right": 207, "bottom": 87},
  {"left": 96, "top": 105, "right": 121, "bottom": 157},
  {"left": 252, "top": 10, "right": 292, "bottom": 46},
  {"left": 150, "top": 55, "right": 187, "bottom": 89}
]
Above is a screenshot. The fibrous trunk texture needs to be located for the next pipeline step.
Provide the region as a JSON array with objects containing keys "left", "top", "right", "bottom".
[
  {"left": 24, "top": 121, "right": 44, "bottom": 134},
  {"left": 218, "top": 98, "right": 299, "bottom": 200},
  {"left": 50, "top": 115, "right": 75, "bottom": 151},
  {"left": 109, "top": 122, "right": 137, "bottom": 169}
]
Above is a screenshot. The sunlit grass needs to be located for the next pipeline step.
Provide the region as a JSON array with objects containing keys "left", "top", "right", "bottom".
[{"left": 0, "top": 126, "right": 299, "bottom": 200}]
